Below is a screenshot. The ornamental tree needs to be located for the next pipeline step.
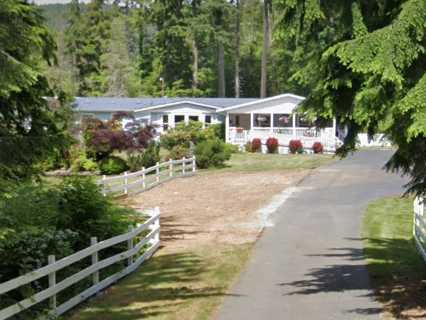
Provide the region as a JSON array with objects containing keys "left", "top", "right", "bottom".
[{"left": 276, "top": 0, "right": 426, "bottom": 194}]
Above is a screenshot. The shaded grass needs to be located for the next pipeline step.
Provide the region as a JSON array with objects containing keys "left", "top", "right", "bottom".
[
  {"left": 363, "top": 196, "right": 426, "bottom": 319},
  {"left": 66, "top": 244, "right": 252, "bottom": 320},
  {"left": 215, "top": 152, "right": 334, "bottom": 172}
]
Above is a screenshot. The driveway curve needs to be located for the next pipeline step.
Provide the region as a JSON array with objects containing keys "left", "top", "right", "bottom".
[{"left": 217, "top": 150, "right": 407, "bottom": 320}]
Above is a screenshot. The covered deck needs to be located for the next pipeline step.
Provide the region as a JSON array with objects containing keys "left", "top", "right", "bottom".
[{"left": 225, "top": 112, "right": 338, "bottom": 152}]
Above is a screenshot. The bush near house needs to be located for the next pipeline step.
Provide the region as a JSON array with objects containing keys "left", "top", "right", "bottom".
[
  {"left": 99, "top": 156, "right": 129, "bottom": 175},
  {"left": 194, "top": 139, "right": 232, "bottom": 169},
  {"left": 127, "top": 143, "right": 160, "bottom": 172},
  {"left": 251, "top": 138, "right": 262, "bottom": 152},
  {"left": 312, "top": 142, "right": 323, "bottom": 154},
  {"left": 266, "top": 137, "right": 279, "bottom": 153},
  {"left": 289, "top": 139, "right": 304, "bottom": 154}
]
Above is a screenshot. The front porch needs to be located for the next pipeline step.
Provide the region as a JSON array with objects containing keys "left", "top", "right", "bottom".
[{"left": 225, "top": 112, "right": 338, "bottom": 152}]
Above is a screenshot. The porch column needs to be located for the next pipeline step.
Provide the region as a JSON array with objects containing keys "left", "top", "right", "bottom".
[
  {"left": 225, "top": 113, "right": 230, "bottom": 143},
  {"left": 250, "top": 113, "right": 254, "bottom": 129},
  {"left": 184, "top": 114, "right": 189, "bottom": 125},
  {"left": 332, "top": 117, "right": 337, "bottom": 135},
  {"left": 270, "top": 113, "right": 274, "bottom": 134},
  {"left": 292, "top": 113, "right": 296, "bottom": 137},
  {"left": 201, "top": 114, "right": 206, "bottom": 129}
]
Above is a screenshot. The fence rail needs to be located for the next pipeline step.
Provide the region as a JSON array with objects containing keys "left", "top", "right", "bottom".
[
  {"left": 413, "top": 197, "right": 426, "bottom": 262},
  {"left": 0, "top": 208, "right": 161, "bottom": 320},
  {"left": 99, "top": 156, "right": 196, "bottom": 197}
]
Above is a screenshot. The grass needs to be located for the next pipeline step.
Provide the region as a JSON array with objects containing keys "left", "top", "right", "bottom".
[
  {"left": 362, "top": 196, "right": 426, "bottom": 319},
  {"left": 66, "top": 244, "right": 252, "bottom": 320},
  {"left": 215, "top": 152, "right": 334, "bottom": 172}
]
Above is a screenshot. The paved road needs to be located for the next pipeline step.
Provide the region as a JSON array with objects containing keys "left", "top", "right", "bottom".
[{"left": 217, "top": 150, "right": 407, "bottom": 320}]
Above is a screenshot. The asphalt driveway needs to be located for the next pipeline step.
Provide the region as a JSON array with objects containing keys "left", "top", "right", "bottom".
[{"left": 217, "top": 150, "right": 407, "bottom": 320}]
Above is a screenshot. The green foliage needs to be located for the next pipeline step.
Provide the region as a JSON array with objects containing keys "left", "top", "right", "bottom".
[
  {"left": 99, "top": 156, "right": 129, "bottom": 175},
  {"left": 70, "top": 151, "right": 99, "bottom": 173},
  {"left": 0, "top": 178, "right": 135, "bottom": 315},
  {"left": 161, "top": 121, "right": 205, "bottom": 150},
  {"left": 0, "top": 1, "right": 72, "bottom": 181},
  {"left": 127, "top": 143, "right": 160, "bottom": 171},
  {"left": 194, "top": 139, "right": 231, "bottom": 168},
  {"left": 168, "top": 145, "right": 191, "bottom": 160},
  {"left": 277, "top": 0, "right": 426, "bottom": 194}
]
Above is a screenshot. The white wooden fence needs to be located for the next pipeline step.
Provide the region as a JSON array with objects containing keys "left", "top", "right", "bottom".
[
  {"left": 99, "top": 156, "right": 196, "bottom": 197},
  {"left": 0, "top": 208, "right": 161, "bottom": 320},
  {"left": 413, "top": 196, "right": 426, "bottom": 262}
]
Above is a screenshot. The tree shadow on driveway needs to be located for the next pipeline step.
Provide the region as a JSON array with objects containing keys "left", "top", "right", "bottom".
[{"left": 278, "top": 237, "right": 426, "bottom": 319}]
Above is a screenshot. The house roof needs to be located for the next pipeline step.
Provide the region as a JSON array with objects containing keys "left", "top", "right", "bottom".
[
  {"left": 218, "top": 93, "right": 306, "bottom": 112},
  {"left": 73, "top": 97, "right": 259, "bottom": 113}
]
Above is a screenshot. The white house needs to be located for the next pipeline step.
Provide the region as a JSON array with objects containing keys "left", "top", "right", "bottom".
[{"left": 73, "top": 94, "right": 340, "bottom": 152}]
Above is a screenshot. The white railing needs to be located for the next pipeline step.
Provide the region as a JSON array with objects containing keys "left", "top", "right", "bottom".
[
  {"left": 0, "top": 208, "right": 161, "bottom": 320},
  {"left": 99, "top": 156, "right": 196, "bottom": 197},
  {"left": 413, "top": 197, "right": 426, "bottom": 262},
  {"left": 229, "top": 127, "right": 338, "bottom": 153}
]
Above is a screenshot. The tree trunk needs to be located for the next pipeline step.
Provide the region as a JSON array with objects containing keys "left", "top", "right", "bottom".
[
  {"left": 191, "top": 37, "right": 199, "bottom": 94},
  {"left": 218, "top": 42, "right": 226, "bottom": 97},
  {"left": 234, "top": 0, "right": 241, "bottom": 98},
  {"left": 260, "top": 0, "right": 271, "bottom": 98}
]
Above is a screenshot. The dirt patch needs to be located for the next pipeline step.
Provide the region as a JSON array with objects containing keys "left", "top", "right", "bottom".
[{"left": 122, "top": 170, "right": 308, "bottom": 252}]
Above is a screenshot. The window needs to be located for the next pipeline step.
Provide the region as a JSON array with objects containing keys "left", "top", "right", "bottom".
[
  {"left": 163, "top": 115, "right": 169, "bottom": 130},
  {"left": 205, "top": 115, "right": 211, "bottom": 124},
  {"left": 273, "top": 114, "right": 292, "bottom": 128},
  {"left": 174, "top": 115, "right": 185, "bottom": 123},
  {"left": 297, "top": 115, "right": 313, "bottom": 128},
  {"left": 254, "top": 113, "right": 271, "bottom": 127},
  {"left": 189, "top": 115, "right": 199, "bottom": 122}
]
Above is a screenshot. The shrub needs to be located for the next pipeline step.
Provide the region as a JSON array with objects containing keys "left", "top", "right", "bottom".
[
  {"left": 70, "top": 149, "right": 98, "bottom": 172},
  {"left": 251, "top": 138, "right": 262, "bottom": 152},
  {"left": 224, "top": 143, "right": 239, "bottom": 154},
  {"left": 0, "top": 178, "right": 136, "bottom": 314},
  {"left": 160, "top": 121, "right": 205, "bottom": 150},
  {"left": 168, "top": 145, "right": 191, "bottom": 160},
  {"left": 312, "top": 142, "right": 323, "bottom": 154},
  {"left": 194, "top": 139, "right": 231, "bottom": 169},
  {"left": 99, "top": 156, "right": 128, "bottom": 175},
  {"left": 204, "top": 123, "right": 225, "bottom": 141},
  {"left": 245, "top": 141, "right": 253, "bottom": 152},
  {"left": 266, "top": 137, "right": 279, "bottom": 153},
  {"left": 127, "top": 143, "right": 160, "bottom": 171},
  {"left": 289, "top": 139, "right": 304, "bottom": 154}
]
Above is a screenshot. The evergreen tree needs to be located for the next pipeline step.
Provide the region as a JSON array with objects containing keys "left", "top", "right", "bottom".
[
  {"left": 0, "top": 0, "right": 71, "bottom": 180},
  {"left": 276, "top": 0, "right": 426, "bottom": 194}
]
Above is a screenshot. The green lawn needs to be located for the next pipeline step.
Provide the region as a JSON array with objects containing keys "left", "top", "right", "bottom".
[
  {"left": 362, "top": 196, "right": 426, "bottom": 319},
  {"left": 67, "top": 244, "right": 252, "bottom": 320},
  {"left": 217, "top": 152, "right": 334, "bottom": 172}
]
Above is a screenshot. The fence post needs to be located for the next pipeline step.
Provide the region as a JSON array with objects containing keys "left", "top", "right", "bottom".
[
  {"left": 142, "top": 167, "right": 146, "bottom": 189},
  {"left": 192, "top": 156, "right": 196, "bottom": 173},
  {"left": 124, "top": 171, "right": 128, "bottom": 195},
  {"left": 48, "top": 255, "right": 57, "bottom": 310},
  {"left": 169, "top": 159, "right": 173, "bottom": 178},
  {"left": 182, "top": 157, "right": 186, "bottom": 175},
  {"left": 128, "top": 225, "right": 134, "bottom": 266},
  {"left": 91, "top": 237, "right": 99, "bottom": 285},
  {"left": 154, "top": 207, "right": 160, "bottom": 244},
  {"left": 102, "top": 175, "right": 106, "bottom": 197},
  {"left": 156, "top": 162, "right": 160, "bottom": 183}
]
